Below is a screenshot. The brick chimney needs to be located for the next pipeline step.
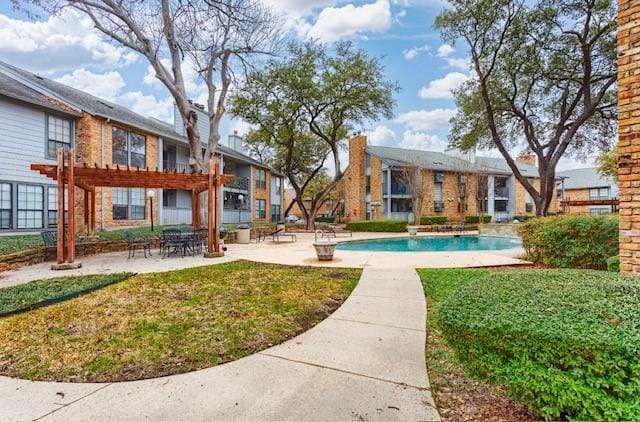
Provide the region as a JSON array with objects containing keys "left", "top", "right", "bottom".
[{"left": 343, "top": 134, "right": 368, "bottom": 221}]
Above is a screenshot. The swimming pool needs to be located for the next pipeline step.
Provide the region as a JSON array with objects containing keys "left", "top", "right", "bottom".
[{"left": 335, "top": 235, "right": 521, "bottom": 252}]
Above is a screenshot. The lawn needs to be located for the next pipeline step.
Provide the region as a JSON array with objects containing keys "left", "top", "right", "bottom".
[
  {"left": 419, "top": 268, "right": 640, "bottom": 421},
  {"left": 418, "top": 268, "right": 535, "bottom": 421},
  {"left": 0, "top": 261, "right": 360, "bottom": 382},
  {"left": 0, "top": 273, "right": 132, "bottom": 315}
]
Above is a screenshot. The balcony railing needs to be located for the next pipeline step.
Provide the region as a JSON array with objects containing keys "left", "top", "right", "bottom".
[
  {"left": 163, "top": 160, "right": 190, "bottom": 172},
  {"left": 494, "top": 187, "right": 509, "bottom": 198},
  {"left": 226, "top": 176, "right": 249, "bottom": 191}
]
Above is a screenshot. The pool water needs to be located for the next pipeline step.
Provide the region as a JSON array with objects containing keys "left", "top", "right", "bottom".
[{"left": 335, "top": 235, "right": 521, "bottom": 252}]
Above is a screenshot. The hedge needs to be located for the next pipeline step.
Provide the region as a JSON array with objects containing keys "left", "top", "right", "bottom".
[
  {"left": 420, "top": 216, "right": 448, "bottom": 225},
  {"left": 440, "top": 270, "right": 640, "bottom": 421},
  {"left": 607, "top": 256, "right": 620, "bottom": 272},
  {"left": 345, "top": 220, "right": 407, "bottom": 232},
  {"left": 520, "top": 215, "right": 618, "bottom": 270},
  {"left": 464, "top": 215, "right": 492, "bottom": 224}
]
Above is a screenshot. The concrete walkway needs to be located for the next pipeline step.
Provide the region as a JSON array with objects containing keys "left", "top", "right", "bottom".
[{"left": 0, "top": 266, "right": 439, "bottom": 421}]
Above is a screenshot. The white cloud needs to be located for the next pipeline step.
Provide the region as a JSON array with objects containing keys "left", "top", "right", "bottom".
[
  {"left": 118, "top": 91, "right": 174, "bottom": 123},
  {"left": 446, "top": 57, "right": 470, "bottom": 70},
  {"left": 402, "top": 44, "right": 429, "bottom": 60},
  {"left": 437, "top": 44, "right": 454, "bottom": 57},
  {"left": 306, "top": 0, "right": 392, "bottom": 42},
  {"left": 262, "top": 0, "right": 336, "bottom": 17},
  {"left": 418, "top": 72, "right": 469, "bottom": 99},
  {"left": 55, "top": 69, "right": 125, "bottom": 102},
  {"left": 395, "top": 108, "right": 457, "bottom": 131},
  {"left": 367, "top": 125, "right": 397, "bottom": 146},
  {"left": 0, "top": 9, "right": 137, "bottom": 73},
  {"left": 399, "top": 131, "right": 448, "bottom": 151}
]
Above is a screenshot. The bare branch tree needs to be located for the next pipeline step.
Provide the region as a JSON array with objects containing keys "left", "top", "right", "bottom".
[
  {"left": 396, "top": 165, "right": 426, "bottom": 225},
  {"left": 19, "top": 0, "right": 280, "bottom": 172}
]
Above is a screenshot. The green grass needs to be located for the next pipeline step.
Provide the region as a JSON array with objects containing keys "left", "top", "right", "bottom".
[
  {"left": 0, "top": 273, "right": 132, "bottom": 315},
  {"left": 0, "top": 261, "right": 360, "bottom": 382},
  {"left": 0, "top": 235, "right": 42, "bottom": 255},
  {"left": 420, "top": 268, "right": 640, "bottom": 421}
]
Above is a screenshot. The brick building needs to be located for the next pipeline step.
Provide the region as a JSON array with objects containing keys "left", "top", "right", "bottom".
[
  {"left": 340, "top": 135, "right": 541, "bottom": 222},
  {"left": 0, "top": 61, "right": 284, "bottom": 233},
  {"left": 556, "top": 168, "right": 619, "bottom": 215}
]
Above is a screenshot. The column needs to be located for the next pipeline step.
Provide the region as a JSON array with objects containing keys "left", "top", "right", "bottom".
[{"left": 487, "top": 175, "right": 495, "bottom": 217}]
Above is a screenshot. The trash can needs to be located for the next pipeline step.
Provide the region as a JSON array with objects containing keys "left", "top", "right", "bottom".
[{"left": 236, "top": 224, "right": 251, "bottom": 244}]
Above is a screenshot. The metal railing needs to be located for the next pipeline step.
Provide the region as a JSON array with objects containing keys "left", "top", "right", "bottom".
[
  {"left": 163, "top": 160, "right": 191, "bottom": 172},
  {"left": 494, "top": 187, "right": 509, "bottom": 198},
  {"left": 226, "top": 176, "right": 249, "bottom": 191}
]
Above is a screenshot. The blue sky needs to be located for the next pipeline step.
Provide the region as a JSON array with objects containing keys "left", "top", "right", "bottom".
[{"left": 0, "top": 0, "right": 588, "bottom": 169}]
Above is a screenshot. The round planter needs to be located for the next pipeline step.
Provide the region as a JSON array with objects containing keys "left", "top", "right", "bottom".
[
  {"left": 407, "top": 225, "right": 419, "bottom": 236},
  {"left": 313, "top": 241, "right": 337, "bottom": 261}
]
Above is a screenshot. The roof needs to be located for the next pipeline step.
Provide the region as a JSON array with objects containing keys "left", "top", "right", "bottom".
[
  {"left": 0, "top": 61, "right": 282, "bottom": 175},
  {"left": 556, "top": 167, "right": 616, "bottom": 190},
  {"left": 0, "top": 71, "right": 81, "bottom": 117},
  {"left": 366, "top": 145, "right": 539, "bottom": 177}
]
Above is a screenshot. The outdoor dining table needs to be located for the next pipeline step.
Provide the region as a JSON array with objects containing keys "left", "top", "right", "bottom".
[{"left": 162, "top": 229, "right": 203, "bottom": 258}]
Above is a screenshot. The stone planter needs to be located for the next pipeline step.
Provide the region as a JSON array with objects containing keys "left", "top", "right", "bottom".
[
  {"left": 313, "top": 241, "right": 337, "bottom": 261},
  {"left": 407, "top": 225, "right": 419, "bottom": 236}
]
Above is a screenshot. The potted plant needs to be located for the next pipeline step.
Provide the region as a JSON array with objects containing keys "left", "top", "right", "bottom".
[{"left": 313, "top": 239, "right": 338, "bottom": 261}]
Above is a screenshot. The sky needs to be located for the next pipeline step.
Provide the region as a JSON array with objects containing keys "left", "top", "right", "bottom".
[{"left": 0, "top": 0, "right": 592, "bottom": 170}]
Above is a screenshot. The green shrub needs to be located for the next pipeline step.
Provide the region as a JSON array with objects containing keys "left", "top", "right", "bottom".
[
  {"left": 345, "top": 220, "right": 407, "bottom": 232},
  {"left": 513, "top": 214, "right": 534, "bottom": 222},
  {"left": 440, "top": 269, "right": 640, "bottom": 421},
  {"left": 520, "top": 215, "right": 618, "bottom": 270},
  {"left": 607, "top": 255, "right": 620, "bottom": 272},
  {"left": 315, "top": 216, "right": 335, "bottom": 223},
  {"left": 464, "top": 215, "right": 492, "bottom": 224},
  {"left": 420, "top": 216, "right": 448, "bottom": 225}
]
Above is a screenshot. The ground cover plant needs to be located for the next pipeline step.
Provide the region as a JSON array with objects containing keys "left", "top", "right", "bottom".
[
  {"left": 345, "top": 220, "right": 407, "bottom": 232},
  {"left": 0, "top": 273, "right": 132, "bottom": 315},
  {"left": 0, "top": 261, "right": 359, "bottom": 382},
  {"left": 439, "top": 269, "right": 640, "bottom": 421},
  {"left": 418, "top": 268, "right": 535, "bottom": 421},
  {"left": 520, "top": 215, "right": 618, "bottom": 269}
]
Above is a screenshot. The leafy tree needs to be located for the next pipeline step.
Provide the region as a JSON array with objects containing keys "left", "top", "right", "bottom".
[
  {"left": 597, "top": 144, "right": 618, "bottom": 178},
  {"left": 16, "top": 0, "right": 279, "bottom": 172},
  {"left": 436, "top": 0, "right": 616, "bottom": 216},
  {"left": 231, "top": 41, "right": 397, "bottom": 228}
]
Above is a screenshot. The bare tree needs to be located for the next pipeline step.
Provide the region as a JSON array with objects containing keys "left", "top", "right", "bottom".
[
  {"left": 396, "top": 165, "right": 426, "bottom": 225},
  {"left": 19, "top": 0, "right": 279, "bottom": 172}
]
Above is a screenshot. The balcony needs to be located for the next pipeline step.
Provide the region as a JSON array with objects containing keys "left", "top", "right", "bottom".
[
  {"left": 494, "top": 186, "right": 509, "bottom": 198},
  {"left": 224, "top": 176, "right": 249, "bottom": 191},
  {"left": 163, "top": 160, "right": 190, "bottom": 173}
]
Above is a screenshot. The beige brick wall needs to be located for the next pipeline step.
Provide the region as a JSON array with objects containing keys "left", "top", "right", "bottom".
[
  {"left": 252, "top": 166, "right": 270, "bottom": 223},
  {"left": 343, "top": 135, "right": 367, "bottom": 220},
  {"left": 369, "top": 156, "right": 384, "bottom": 219},
  {"left": 73, "top": 114, "right": 159, "bottom": 232},
  {"left": 618, "top": 0, "right": 640, "bottom": 274}
]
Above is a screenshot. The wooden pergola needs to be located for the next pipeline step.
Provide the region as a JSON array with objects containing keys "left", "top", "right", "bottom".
[
  {"left": 31, "top": 148, "right": 235, "bottom": 266},
  {"left": 560, "top": 197, "right": 620, "bottom": 214}
]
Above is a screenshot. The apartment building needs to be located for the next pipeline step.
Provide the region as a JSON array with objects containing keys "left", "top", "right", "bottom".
[
  {"left": 0, "top": 61, "right": 284, "bottom": 233},
  {"left": 556, "top": 168, "right": 619, "bottom": 215},
  {"left": 340, "top": 135, "right": 541, "bottom": 222}
]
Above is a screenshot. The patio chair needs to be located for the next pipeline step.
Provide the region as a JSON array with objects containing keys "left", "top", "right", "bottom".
[
  {"left": 41, "top": 230, "right": 89, "bottom": 258},
  {"left": 191, "top": 229, "right": 208, "bottom": 255},
  {"left": 272, "top": 231, "right": 297, "bottom": 243},
  {"left": 161, "top": 228, "right": 186, "bottom": 258},
  {"left": 257, "top": 228, "right": 282, "bottom": 243},
  {"left": 125, "top": 230, "right": 152, "bottom": 259}
]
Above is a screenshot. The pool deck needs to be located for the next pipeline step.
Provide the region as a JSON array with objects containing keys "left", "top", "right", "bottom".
[{"left": 0, "top": 231, "right": 528, "bottom": 287}]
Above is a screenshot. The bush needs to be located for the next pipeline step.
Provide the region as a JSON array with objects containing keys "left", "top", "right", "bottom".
[
  {"left": 512, "top": 214, "right": 534, "bottom": 223},
  {"left": 520, "top": 215, "right": 618, "bottom": 270},
  {"left": 345, "top": 220, "right": 407, "bottom": 232},
  {"left": 441, "top": 270, "right": 640, "bottom": 421},
  {"left": 607, "top": 255, "right": 620, "bottom": 272},
  {"left": 464, "top": 215, "right": 492, "bottom": 224},
  {"left": 315, "top": 216, "right": 335, "bottom": 223},
  {"left": 420, "top": 216, "right": 448, "bottom": 225}
]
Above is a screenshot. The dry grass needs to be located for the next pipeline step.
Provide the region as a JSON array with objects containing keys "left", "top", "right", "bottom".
[{"left": 0, "top": 261, "right": 360, "bottom": 382}]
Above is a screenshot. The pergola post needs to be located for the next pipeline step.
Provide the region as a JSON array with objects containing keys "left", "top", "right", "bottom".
[
  {"left": 204, "top": 160, "right": 224, "bottom": 258},
  {"left": 192, "top": 190, "right": 199, "bottom": 229},
  {"left": 66, "top": 149, "right": 76, "bottom": 263},
  {"left": 56, "top": 148, "right": 65, "bottom": 264},
  {"left": 214, "top": 162, "right": 221, "bottom": 251},
  {"left": 89, "top": 188, "right": 96, "bottom": 234},
  {"left": 83, "top": 189, "right": 89, "bottom": 234}
]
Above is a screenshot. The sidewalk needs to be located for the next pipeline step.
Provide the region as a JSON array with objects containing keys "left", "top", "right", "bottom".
[{"left": 0, "top": 266, "right": 439, "bottom": 421}]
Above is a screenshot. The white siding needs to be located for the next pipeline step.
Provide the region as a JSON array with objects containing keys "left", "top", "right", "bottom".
[{"left": 0, "top": 99, "right": 54, "bottom": 184}]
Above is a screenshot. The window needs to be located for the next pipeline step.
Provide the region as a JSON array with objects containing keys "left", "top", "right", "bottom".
[
  {"left": 112, "top": 127, "right": 146, "bottom": 168},
  {"left": 163, "top": 190, "right": 177, "bottom": 207},
  {"left": 590, "top": 187, "right": 610, "bottom": 200},
  {"left": 274, "top": 177, "right": 282, "bottom": 194},
  {"left": 589, "top": 207, "right": 611, "bottom": 215},
  {"left": 113, "top": 188, "right": 146, "bottom": 220},
  {"left": 255, "top": 199, "right": 266, "bottom": 219},
  {"left": 47, "top": 186, "right": 67, "bottom": 227},
  {"left": 495, "top": 199, "right": 508, "bottom": 212},
  {"left": 271, "top": 204, "right": 281, "bottom": 222},
  {"left": 0, "top": 183, "right": 11, "bottom": 229},
  {"left": 365, "top": 175, "right": 371, "bottom": 195},
  {"left": 255, "top": 169, "right": 267, "bottom": 189},
  {"left": 17, "top": 185, "right": 43, "bottom": 229},
  {"left": 46, "top": 115, "right": 72, "bottom": 159}
]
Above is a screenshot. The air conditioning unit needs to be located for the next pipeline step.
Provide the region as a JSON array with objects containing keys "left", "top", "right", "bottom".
[
  {"left": 434, "top": 201, "right": 444, "bottom": 213},
  {"left": 434, "top": 172, "right": 444, "bottom": 183}
]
